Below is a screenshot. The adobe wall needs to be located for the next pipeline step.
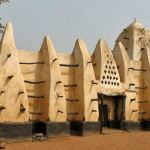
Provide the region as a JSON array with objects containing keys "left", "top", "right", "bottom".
[
  {"left": 57, "top": 53, "right": 75, "bottom": 121},
  {"left": 3, "top": 19, "right": 150, "bottom": 142},
  {"left": 17, "top": 50, "right": 43, "bottom": 121},
  {"left": 0, "top": 22, "right": 140, "bottom": 124},
  {"left": 2, "top": 20, "right": 150, "bottom": 135}
]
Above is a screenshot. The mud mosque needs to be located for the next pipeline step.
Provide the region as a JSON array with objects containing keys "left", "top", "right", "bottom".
[{"left": 0, "top": 19, "right": 150, "bottom": 142}]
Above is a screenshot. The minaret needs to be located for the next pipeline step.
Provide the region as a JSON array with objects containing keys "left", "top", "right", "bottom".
[{"left": 116, "top": 19, "right": 150, "bottom": 61}]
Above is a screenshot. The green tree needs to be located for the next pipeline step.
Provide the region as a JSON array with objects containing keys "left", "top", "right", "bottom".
[{"left": 0, "top": 0, "right": 10, "bottom": 34}]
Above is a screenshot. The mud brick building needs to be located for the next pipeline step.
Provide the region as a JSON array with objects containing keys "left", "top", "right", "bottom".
[{"left": 0, "top": 19, "right": 150, "bottom": 142}]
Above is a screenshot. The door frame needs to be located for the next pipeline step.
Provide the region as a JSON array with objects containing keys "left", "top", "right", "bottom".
[{"left": 98, "top": 93, "right": 126, "bottom": 133}]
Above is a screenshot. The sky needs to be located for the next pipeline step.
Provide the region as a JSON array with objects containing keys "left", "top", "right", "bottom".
[{"left": 0, "top": 0, "right": 149, "bottom": 54}]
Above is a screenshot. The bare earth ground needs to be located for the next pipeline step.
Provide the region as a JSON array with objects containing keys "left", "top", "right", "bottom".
[{"left": 6, "top": 129, "right": 150, "bottom": 150}]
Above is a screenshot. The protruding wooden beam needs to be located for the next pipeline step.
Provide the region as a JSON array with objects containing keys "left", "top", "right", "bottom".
[
  {"left": 92, "top": 110, "right": 97, "bottom": 112},
  {"left": 139, "top": 112, "right": 146, "bottom": 114},
  {"left": 135, "top": 87, "right": 147, "bottom": 89},
  {"left": 18, "top": 91, "right": 24, "bottom": 94},
  {"left": 131, "top": 98, "right": 136, "bottom": 102},
  {"left": 19, "top": 62, "right": 44, "bottom": 64},
  {"left": 124, "top": 37, "right": 129, "bottom": 40},
  {"left": 128, "top": 68, "right": 146, "bottom": 71},
  {"left": 53, "top": 58, "right": 57, "bottom": 62},
  {"left": 28, "top": 95, "right": 44, "bottom": 98},
  {"left": 130, "top": 83, "right": 135, "bottom": 86},
  {"left": 29, "top": 112, "right": 42, "bottom": 115},
  {"left": 0, "top": 106, "right": 5, "bottom": 110},
  {"left": 59, "top": 64, "right": 78, "bottom": 67},
  {"left": 58, "top": 111, "right": 63, "bottom": 113},
  {"left": 128, "top": 67, "right": 134, "bottom": 70},
  {"left": 64, "top": 84, "right": 77, "bottom": 87},
  {"left": 57, "top": 81, "right": 62, "bottom": 84},
  {"left": 132, "top": 110, "right": 138, "bottom": 112},
  {"left": 91, "top": 99, "right": 98, "bottom": 101},
  {"left": 24, "top": 80, "right": 45, "bottom": 84},
  {"left": 7, "top": 75, "right": 14, "bottom": 79},
  {"left": 92, "top": 80, "right": 98, "bottom": 84},
  {"left": 20, "top": 104, "right": 26, "bottom": 112},
  {"left": 20, "top": 107, "right": 26, "bottom": 112},
  {"left": 141, "top": 28, "right": 145, "bottom": 31},
  {"left": 66, "top": 99, "right": 79, "bottom": 102},
  {"left": 138, "top": 101, "right": 148, "bottom": 103},
  {"left": 67, "top": 113, "right": 79, "bottom": 115},
  {"left": 7, "top": 54, "right": 11, "bottom": 57},
  {"left": 87, "top": 61, "right": 93, "bottom": 64},
  {"left": 133, "top": 69, "right": 146, "bottom": 71},
  {"left": 57, "top": 93, "right": 63, "bottom": 97}
]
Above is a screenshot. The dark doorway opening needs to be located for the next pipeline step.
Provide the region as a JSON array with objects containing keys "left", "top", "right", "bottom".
[{"left": 99, "top": 104, "right": 108, "bottom": 127}]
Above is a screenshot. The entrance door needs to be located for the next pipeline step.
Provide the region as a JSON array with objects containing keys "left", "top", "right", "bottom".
[{"left": 99, "top": 104, "right": 108, "bottom": 127}]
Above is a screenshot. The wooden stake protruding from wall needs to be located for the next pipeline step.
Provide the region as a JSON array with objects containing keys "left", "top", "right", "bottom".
[
  {"left": 1, "top": 91, "right": 5, "bottom": 94},
  {"left": 7, "top": 54, "right": 11, "bottom": 57},
  {"left": 57, "top": 93, "right": 63, "bottom": 98},
  {"left": 0, "top": 106, "right": 5, "bottom": 110},
  {"left": 18, "top": 91, "right": 24, "bottom": 94},
  {"left": 57, "top": 81, "right": 62, "bottom": 84},
  {"left": 132, "top": 110, "right": 138, "bottom": 112},
  {"left": 58, "top": 110, "right": 63, "bottom": 113},
  {"left": 131, "top": 98, "right": 136, "bottom": 102},
  {"left": 20, "top": 104, "right": 26, "bottom": 112},
  {"left": 92, "top": 80, "right": 98, "bottom": 84},
  {"left": 124, "top": 29, "right": 128, "bottom": 31},
  {"left": 92, "top": 110, "right": 97, "bottom": 112},
  {"left": 7, "top": 75, "right": 14, "bottom": 79},
  {"left": 53, "top": 58, "right": 57, "bottom": 62}
]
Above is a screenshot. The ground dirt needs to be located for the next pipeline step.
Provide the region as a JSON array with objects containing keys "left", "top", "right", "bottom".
[{"left": 5, "top": 129, "right": 150, "bottom": 150}]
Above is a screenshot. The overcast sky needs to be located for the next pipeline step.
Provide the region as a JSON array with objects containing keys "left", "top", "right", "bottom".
[{"left": 0, "top": 0, "right": 149, "bottom": 54}]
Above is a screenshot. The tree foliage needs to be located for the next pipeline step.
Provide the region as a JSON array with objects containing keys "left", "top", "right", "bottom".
[
  {"left": 0, "top": 0, "right": 10, "bottom": 4},
  {"left": 0, "top": 0, "right": 10, "bottom": 34}
]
